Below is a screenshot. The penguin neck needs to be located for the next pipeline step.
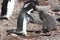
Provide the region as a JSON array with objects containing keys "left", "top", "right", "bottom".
[{"left": 27, "top": 8, "right": 33, "bottom": 14}]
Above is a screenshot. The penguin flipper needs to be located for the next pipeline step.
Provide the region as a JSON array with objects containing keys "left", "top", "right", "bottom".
[{"left": 26, "top": 14, "right": 34, "bottom": 23}]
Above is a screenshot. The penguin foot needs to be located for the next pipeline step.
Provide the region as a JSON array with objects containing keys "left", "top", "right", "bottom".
[{"left": 39, "top": 32, "right": 51, "bottom": 36}]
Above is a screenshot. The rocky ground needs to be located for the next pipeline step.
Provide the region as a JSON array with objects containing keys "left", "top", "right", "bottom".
[{"left": 0, "top": 1, "right": 60, "bottom": 40}]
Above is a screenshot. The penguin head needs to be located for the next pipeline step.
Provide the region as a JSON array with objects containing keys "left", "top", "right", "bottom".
[
  {"left": 23, "top": 0, "right": 39, "bottom": 11},
  {"left": 30, "top": 0, "right": 39, "bottom": 11}
]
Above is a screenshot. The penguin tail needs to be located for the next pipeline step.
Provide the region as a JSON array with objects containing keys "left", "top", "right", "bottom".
[{"left": 0, "top": 15, "right": 8, "bottom": 20}]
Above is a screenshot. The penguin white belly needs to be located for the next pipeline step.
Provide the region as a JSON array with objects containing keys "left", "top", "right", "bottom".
[
  {"left": 23, "top": 16, "right": 28, "bottom": 35},
  {"left": 6, "top": 0, "right": 15, "bottom": 18}
]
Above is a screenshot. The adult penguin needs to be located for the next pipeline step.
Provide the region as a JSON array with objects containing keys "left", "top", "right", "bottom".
[
  {"left": 0, "top": 0, "right": 15, "bottom": 20},
  {"left": 6, "top": 0, "right": 39, "bottom": 36}
]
